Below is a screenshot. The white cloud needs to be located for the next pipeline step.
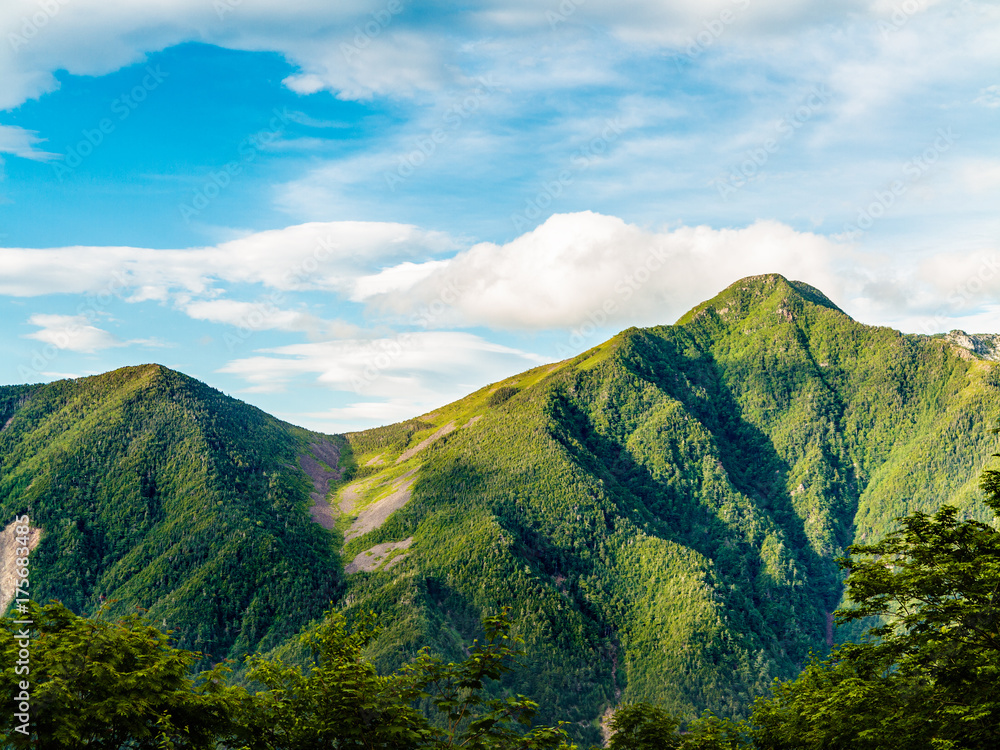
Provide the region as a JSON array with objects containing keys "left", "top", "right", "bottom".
[
  {"left": 183, "top": 298, "right": 360, "bottom": 339},
  {"left": 357, "top": 211, "right": 848, "bottom": 329},
  {"left": 350, "top": 260, "right": 449, "bottom": 301},
  {"left": 184, "top": 299, "right": 313, "bottom": 331},
  {"left": 0, "top": 220, "right": 456, "bottom": 299},
  {"left": 0, "top": 0, "right": 975, "bottom": 115},
  {"left": 23, "top": 314, "right": 175, "bottom": 354},
  {"left": 958, "top": 159, "right": 1000, "bottom": 194},
  {"left": 220, "top": 330, "right": 544, "bottom": 393},
  {"left": 974, "top": 84, "right": 1000, "bottom": 108},
  {"left": 24, "top": 314, "right": 125, "bottom": 354},
  {"left": 8, "top": 214, "right": 1000, "bottom": 346},
  {"left": 0, "top": 125, "right": 57, "bottom": 161},
  {"left": 219, "top": 331, "right": 546, "bottom": 428}
]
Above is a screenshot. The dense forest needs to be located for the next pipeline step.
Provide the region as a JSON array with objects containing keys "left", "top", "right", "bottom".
[
  {"left": 2, "top": 274, "right": 1000, "bottom": 744},
  {"left": 0, "top": 364, "right": 344, "bottom": 662},
  {"left": 4, "top": 460, "right": 1000, "bottom": 747}
]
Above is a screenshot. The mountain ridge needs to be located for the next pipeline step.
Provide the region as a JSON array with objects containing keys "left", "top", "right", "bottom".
[{"left": 2, "top": 275, "right": 999, "bottom": 743}]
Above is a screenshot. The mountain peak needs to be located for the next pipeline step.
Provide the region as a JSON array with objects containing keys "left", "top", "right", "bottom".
[{"left": 676, "top": 273, "right": 845, "bottom": 326}]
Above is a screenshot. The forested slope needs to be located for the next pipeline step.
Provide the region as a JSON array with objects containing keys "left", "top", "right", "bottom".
[
  {"left": 3, "top": 274, "right": 999, "bottom": 745},
  {"left": 0, "top": 364, "right": 343, "bottom": 662},
  {"left": 330, "top": 274, "right": 1000, "bottom": 741}
]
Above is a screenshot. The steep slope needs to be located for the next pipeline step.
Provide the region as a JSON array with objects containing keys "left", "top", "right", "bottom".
[
  {"left": 4, "top": 276, "right": 999, "bottom": 744},
  {"left": 0, "top": 364, "right": 343, "bottom": 661},
  {"left": 327, "top": 274, "right": 1000, "bottom": 740}
]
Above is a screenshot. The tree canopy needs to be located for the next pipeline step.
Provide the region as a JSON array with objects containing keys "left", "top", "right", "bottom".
[{"left": 747, "top": 461, "right": 1000, "bottom": 749}]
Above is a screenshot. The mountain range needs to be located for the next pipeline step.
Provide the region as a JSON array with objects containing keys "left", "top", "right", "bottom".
[{"left": 2, "top": 273, "right": 999, "bottom": 744}]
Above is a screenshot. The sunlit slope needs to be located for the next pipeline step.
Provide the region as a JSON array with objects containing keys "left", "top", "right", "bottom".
[
  {"left": 331, "top": 274, "right": 1000, "bottom": 738},
  {"left": 3, "top": 274, "right": 998, "bottom": 743}
]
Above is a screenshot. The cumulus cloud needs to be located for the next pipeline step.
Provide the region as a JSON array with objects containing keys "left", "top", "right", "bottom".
[
  {"left": 355, "top": 211, "right": 849, "bottom": 329},
  {"left": 9, "top": 213, "right": 1000, "bottom": 342}
]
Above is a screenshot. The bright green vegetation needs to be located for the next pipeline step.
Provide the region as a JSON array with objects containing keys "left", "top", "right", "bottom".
[
  {"left": 0, "top": 365, "right": 344, "bottom": 662},
  {"left": 5, "top": 465, "right": 1000, "bottom": 748},
  {"left": 612, "top": 459, "right": 1000, "bottom": 749},
  {"left": 0, "top": 602, "right": 572, "bottom": 750},
  {"left": 331, "top": 275, "right": 1000, "bottom": 740},
  {"left": 3, "top": 274, "right": 1000, "bottom": 743},
  {"left": 0, "top": 600, "right": 237, "bottom": 748},
  {"left": 747, "top": 463, "right": 1000, "bottom": 749}
]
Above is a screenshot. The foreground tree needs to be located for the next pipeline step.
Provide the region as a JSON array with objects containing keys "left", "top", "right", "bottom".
[
  {"left": 0, "top": 601, "right": 238, "bottom": 749},
  {"left": 604, "top": 703, "right": 747, "bottom": 750},
  {"left": 236, "top": 607, "right": 573, "bottom": 750},
  {"left": 749, "top": 462, "right": 1000, "bottom": 749}
]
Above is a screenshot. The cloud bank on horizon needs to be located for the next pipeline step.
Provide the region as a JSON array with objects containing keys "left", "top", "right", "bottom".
[{"left": 0, "top": 0, "right": 998, "bottom": 430}]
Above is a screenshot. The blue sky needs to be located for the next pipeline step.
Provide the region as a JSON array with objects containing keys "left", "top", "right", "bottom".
[{"left": 1, "top": 0, "right": 998, "bottom": 431}]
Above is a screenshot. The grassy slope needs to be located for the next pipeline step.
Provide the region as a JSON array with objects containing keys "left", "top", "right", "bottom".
[{"left": 330, "top": 274, "right": 1000, "bottom": 741}]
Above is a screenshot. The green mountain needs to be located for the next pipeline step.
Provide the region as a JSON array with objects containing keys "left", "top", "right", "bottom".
[
  {"left": 0, "top": 365, "right": 344, "bottom": 660},
  {"left": 3, "top": 274, "right": 999, "bottom": 744}
]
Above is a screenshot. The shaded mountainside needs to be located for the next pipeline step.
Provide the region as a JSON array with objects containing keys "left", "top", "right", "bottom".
[
  {"left": 3, "top": 275, "right": 1000, "bottom": 744},
  {"left": 0, "top": 365, "right": 344, "bottom": 662},
  {"left": 329, "top": 274, "right": 1000, "bottom": 741}
]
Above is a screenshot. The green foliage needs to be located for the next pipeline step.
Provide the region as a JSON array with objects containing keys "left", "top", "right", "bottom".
[
  {"left": 347, "top": 420, "right": 434, "bottom": 460},
  {"left": 0, "top": 365, "right": 342, "bottom": 662},
  {"left": 0, "top": 601, "right": 239, "bottom": 748},
  {"left": 605, "top": 703, "right": 748, "bottom": 750},
  {"left": 238, "top": 609, "right": 432, "bottom": 749},
  {"left": 240, "top": 606, "right": 573, "bottom": 750},
  {"left": 0, "top": 601, "right": 572, "bottom": 750},
  {"left": 746, "top": 459, "right": 1000, "bottom": 749},
  {"left": 607, "top": 703, "right": 682, "bottom": 750},
  {"left": 329, "top": 274, "right": 1000, "bottom": 735},
  {"left": 5, "top": 274, "right": 1000, "bottom": 739},
  {"left": 487, "top": 387, "right": 520, "bottom": 407}
]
